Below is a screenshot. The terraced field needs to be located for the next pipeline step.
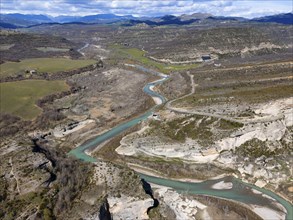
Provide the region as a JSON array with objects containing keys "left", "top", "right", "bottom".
[{"left": 0, "top": 80, "right": 69, "bottom": 119}]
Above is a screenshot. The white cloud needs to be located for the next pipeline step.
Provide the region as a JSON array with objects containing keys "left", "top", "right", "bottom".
[{"left": 0, "top": 0, "right": 292, "bottom": 18}]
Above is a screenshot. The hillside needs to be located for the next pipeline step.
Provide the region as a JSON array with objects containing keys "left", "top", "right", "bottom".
[
  {"left": 0, "top": 6, "right": 292, "bottom": 220},
  {"left": 106, "top": 24, "right": 292, "bottom": 63},
  {"left": 0, "top": 31, "right": 81, "bottom": 62},
  {"left": 251, "top": 13, "right": 293, "bottom": 25},
  {"left": 1, "top": 12, "right": 292, "bottom": 29}
]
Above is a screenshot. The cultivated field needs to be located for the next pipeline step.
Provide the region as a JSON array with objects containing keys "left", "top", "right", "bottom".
[
  {"left": 111, "top": 45, "right": 198, "bottom": 73},
  {"left": 0, "top": 80, "right": 69, "bottom": 119},
  {"left": 0, "top": 58, "right": 96, "bottom": 78},
  {"left": 36, "top": 47, "right": 70, "bottom": 52}
]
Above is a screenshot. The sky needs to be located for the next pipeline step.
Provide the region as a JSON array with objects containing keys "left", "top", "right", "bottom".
[{"left": 0, "top": 0, "right": 292, "bottom": 18}]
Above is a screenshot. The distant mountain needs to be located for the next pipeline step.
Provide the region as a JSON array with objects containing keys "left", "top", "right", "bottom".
[
  {"left": 0, "top": 13, "right": 52, "bottom": 26},
  {"left": 207, "top": 16, "right": 247, "bottom": 22},
  {"left": 179, "top": 13, "right": 212, "bottom": 21},
  {"left": 52, "top": 15, "right": 81, "bottom": 23},
  {"left": 0, "top": 13, "right": 135, "bottom": 27},
  {"left": 25, "top": 22, "right": 100, "bottom": 29},
  {"left": 77, "top": 14, "right": 134, "bottom": 23},
  {"left": 123, "top": 13, "right": 292, "bottom": 27},
  {"left": 123, "top": 14, "right": 199, "bottom": 26},
  {"left": 0, "top": 12, "right": 292, "bottom": 29},
  {"left": 251, "top": 13, "right": 293, "bottom": 25},
  {"left": 0, "top": 22, "right": 19, "bottom": 29},
  {"left": 53, "top": 13, "right": 134, "bottom": 23},
  {"left": 4, "top": 13, "right": 52, "bottom": 22}
]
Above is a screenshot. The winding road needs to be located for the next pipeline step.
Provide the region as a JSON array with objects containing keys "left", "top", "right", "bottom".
[
  {"left": 69, "top": 64, "right": 293, "bottom": 220},
  {"left": 77, "top": 43, "right": 90, "bottom": 56},
  {"left": 166, "top": 72, "right": 285, "bottom": 125}
]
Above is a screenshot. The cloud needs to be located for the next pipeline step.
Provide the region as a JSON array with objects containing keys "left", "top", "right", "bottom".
[{"left": 0, "top": 0, "right": 291, "bottom": 18}]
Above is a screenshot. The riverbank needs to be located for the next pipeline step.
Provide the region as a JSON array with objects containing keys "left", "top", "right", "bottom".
[
  {"left": 128, "top": 162, "right": 230, "bottom": 183},
  {"left": 69, "top": 64, "right": 293, "bottom": 220},
  {"left": 140, "top": 173, "right": 289, "bottom": 220},
  {"left": 128, "top": 162, "right": 291, "bottom": 219}
]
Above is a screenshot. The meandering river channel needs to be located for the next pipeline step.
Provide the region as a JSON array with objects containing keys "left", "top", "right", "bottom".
[{"left": 69, "top": 64, "right": 292, "bottom": 220}]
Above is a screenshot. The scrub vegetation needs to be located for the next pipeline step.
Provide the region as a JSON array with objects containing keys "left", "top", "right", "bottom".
[
  {"left": 176, "top": 83, "right": 293, "bottom": 108},
  {"left": 1, "top": 13, "right": 292, "bottom": 220},
  {"left": 111, "top": 45, "right": 198, "bottom": 74},
  {"left": 146, "top": 115, "right": 243, "bottom": 146},
  {"left": 235, "top": 138, "right": 292, "bottom": 159}
]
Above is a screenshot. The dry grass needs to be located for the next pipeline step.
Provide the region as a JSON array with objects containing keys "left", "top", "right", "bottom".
[{"left": 0, "top": 80, "right": 69, "bottom": 120}]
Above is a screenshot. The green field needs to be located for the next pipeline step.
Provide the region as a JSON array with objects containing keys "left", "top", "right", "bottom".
[
  {"left": 37, "top": 47, "right": 70, "bottom": 52},
  {"left": 0, "top": 58, "right": 97, "bottom": 78},
  {"left": 111, "top": 45, "right": 198, "bottom": 74},
  {"left": 0, "top": 80, "right": 69, "bottom": 120}
]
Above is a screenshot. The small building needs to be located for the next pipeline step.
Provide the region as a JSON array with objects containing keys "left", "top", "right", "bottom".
[
  {"left": 201, "top": 55, "right": 211, "bottom": 62},
  {"left": 26, "top": 69, "right": 37, "bottom": 74},
  {"left": 30, "top": 70, "right": 37, "bottom": 74},
  {"left": 152, "top": 113, "right": 161, "bottom": 120}
]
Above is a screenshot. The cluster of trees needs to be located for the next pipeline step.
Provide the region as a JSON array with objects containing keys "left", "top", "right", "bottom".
[
  {"left": 0, "top": 109, "right": 65, "bottom": 137},
  {"left": 36, "top": 91, "right": 71, "bottom": 108},
  {"left": 0, "top": 113, "right": 30, "bottom": 137},
  {"left": 33, "top": 109, "right": 66, "bottom": 130},
  {"left": 0, "top": 32, "right": 81, "bottom": 63},
  {"left": 0, "top": 177, "right": 8, "bottom": 203},
  {"left": 33, "top": 139, "right": 93, "bottom": 217},
  {"left": 0, "top": 61, "right": 101, "bottom": 83},
  {"left": 47, "top": 62, "right": 101, "bottom": 81},
  {"left": 1, "top": 81, "right": 84, "bottom": 137}
]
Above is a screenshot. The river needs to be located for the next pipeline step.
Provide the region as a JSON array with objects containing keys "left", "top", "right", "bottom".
[{"left": 69, "top": 64, "right": 292, "bottom": 220}]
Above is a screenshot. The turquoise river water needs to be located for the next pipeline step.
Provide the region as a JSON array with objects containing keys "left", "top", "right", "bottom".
[{"left": 69, "top": 65, "right": 292, "bottom": 220}]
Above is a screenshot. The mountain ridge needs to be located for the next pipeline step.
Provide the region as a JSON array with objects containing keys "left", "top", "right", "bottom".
[{"left": 0, "top": 12, "right": 292, "bottom": 28}]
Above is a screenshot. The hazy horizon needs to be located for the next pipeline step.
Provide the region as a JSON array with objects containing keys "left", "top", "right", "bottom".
[{"left": 0, "top": 0, "right": 292, "bottom": 19}]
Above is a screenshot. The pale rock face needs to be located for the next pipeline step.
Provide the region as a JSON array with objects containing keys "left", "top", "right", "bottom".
[
  {"left": 53, "top": 119, "right": 95, "bottom": 138},
  {"left": 117, "top": 136, "right": 220, "bottom": 163},
  {"left": 255, "top": 180, "right": 267, "bottom": 188},
  {"left": 254, "top": 168, "right": 271, "bottom": 180},
  {"left": 211, "top": 181, "right": 233, "bottom": 190},
  {"left": 216, "top": 151, "right": 237, "bottom": 166},
  {"left": 255, "top": 98, "right": 292, "bottom": 116},
  {"left": 118, "top": 98, "right": 292, "bottom": 164},
  {"left": 240, "top": 42, "right": 283, "bottom": 58},
  {"left": 117, "top": 98, "right": 292, "bottom": 188},
  {"left": 155, "top": 186, "right": 209, "bottom": 220},
  {"left": 107, "top": 195, "right": 153, "bottom": 220},
  {"left": 284, "top": 108, "right": 293, "bottom": 126},
  {"left": 115, "top": 144, "right": 137, "bottom": 156},
  {"left": 149, "top": 85, "right": 163, "bottom": 104},
  {"left": 252, "top": 206, "right": 286, "bottom": 220},
  {"left": 216, "top": 118, "right": 287, "bottom": 152},
  {"left": 243, "top": 164, "right": 254, "bottom": 176}
]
